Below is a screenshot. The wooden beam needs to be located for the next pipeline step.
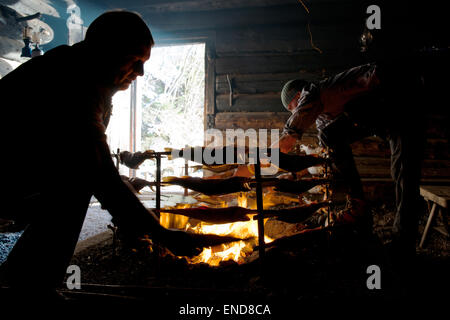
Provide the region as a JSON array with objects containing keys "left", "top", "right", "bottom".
[
  {"left": 126, "top": 0, "right": 300, "bottom": 13},
  {"left": 216, "top": 72, "right": 323, "bottom": 95},
  {"left": 215, "top": 25, "right": 361, "bottom": 56},
  {"left": 141, "top": 3, "right": 362, "bottom": 33},
  {"left": 215, "top": 52, "right": 364, "bottom": 75},
  {"left": 213, "top": 111, "right": 319, "bottom": 146},
  {"left": 355, "top": 157, "right": 450, "bottom": 179},
  {"left": 214, "top": 112, "right": 290, "bottom": 130},
  {"left": 204, "top": 36, "right": 216, "bottom": 129},
  {"left": 216, "top": 93, "right": 284, "bottom": 112}
]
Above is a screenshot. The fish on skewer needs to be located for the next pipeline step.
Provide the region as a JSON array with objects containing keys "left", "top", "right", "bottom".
[
  {"left": 162, "top": 176, "right": 252, "bottom": 195},
  {"left": 165, "top": 146, "right": 248, "bottom": 165},
  {"left": 159, "top": 206, "right": 254, "bottom": 224},
  {"left": 264, "top": 149, "right": 327, "bottom": 173},
  {"left": 253, "top": 201, "right": 331, "bottom": 224},
  {"left": 202, "top": 164, "right": 239, "bottom": 173},
  {"left": 142, "top": 231, "right": 252, "bottom": 254},
  {"left": 272, "top": 178, "right": 330, "bottom": 195},
  {"left": 119, "top": 150, "right": 155, "bottom": 169},
  {"left": 261, "top": 226, "right": 328, "bottom": 250}
]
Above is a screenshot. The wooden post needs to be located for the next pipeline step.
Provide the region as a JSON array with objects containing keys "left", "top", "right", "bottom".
[
  {"left": 255, "top": 149, "right": 265, "bottom": 263},
  {"left": 419, "top": 202, "right": 437, "bottom": 248},
  {"left": 156, "top": 154, "right": 161, "bottom": 218}
]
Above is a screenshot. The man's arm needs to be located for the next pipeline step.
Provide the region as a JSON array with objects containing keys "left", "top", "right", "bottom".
[
  {"left": 88, "top": 137, "right": 202, "bottom": 256},
  {"left": 272, "top": 100, "right": 323, "bottom": 153},
  {"left": 89, "top": 135, "right": 163, "bottom": 236},
  {"left": 274, "top": 133, "right": 298, "bottom": 154}
]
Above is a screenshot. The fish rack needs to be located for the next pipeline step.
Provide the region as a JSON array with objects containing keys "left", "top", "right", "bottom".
[{"left": 112, "top": 147, "right": 331, "bottom": 266}]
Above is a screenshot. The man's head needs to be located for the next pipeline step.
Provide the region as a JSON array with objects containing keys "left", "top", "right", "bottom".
[
  {"left": 281, "top": 79, "right": 309, "bottom": 112},
  {"left": 84, "top": 10, "right": 154, "bottom": 90}
]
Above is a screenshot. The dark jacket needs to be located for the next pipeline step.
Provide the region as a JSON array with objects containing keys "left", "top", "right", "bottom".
[{"left": 0, "top": 43, "right": 155, "bottom": 234}]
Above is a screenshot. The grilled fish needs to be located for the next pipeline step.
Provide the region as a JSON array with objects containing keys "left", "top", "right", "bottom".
[
  {"left": 273, "top": 178, "right": 330, "bottom": 195},
  {"left": 165, "top": 146, "right": 248, "bottom": 165},
  {"left": 160, "top": 206, "right": 253, "bottom": 224},
  {"left": 162, "top": 176, "right": 252, "bottom": 195},
  {"left": 265, "top": 149, "right": 327, "bottom": 173},
  {"left": 119, "top": 150, "right": 155, "bottom": 169},
  {"left": 202, "top": 164, "right": 239, "bottom": 173},
  {"left": 254, "top": 201, "right": 331, "bottom": 223}
]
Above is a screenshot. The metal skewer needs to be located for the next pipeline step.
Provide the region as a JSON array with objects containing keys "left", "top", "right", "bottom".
[
  {"left": 156, "top": 154, "right": 161, "bottom": 218},
  {"left": 255, "top": 148, "right": 265, "bottom": 264}
]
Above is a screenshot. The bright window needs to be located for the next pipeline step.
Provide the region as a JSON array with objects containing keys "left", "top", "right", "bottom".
[{"left": 106, "top": 43, "right": 206, "bottom": 185}]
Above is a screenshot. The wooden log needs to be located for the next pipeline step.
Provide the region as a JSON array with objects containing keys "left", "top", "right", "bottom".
[
  {"left": 143, "top": 3, "right": 363, "bottom": 33},
  {"left": 214, "top": 111, "right": 290, "bottom": 130},
  {"left": 215, "top": 25, "right": 361, "bottom": 56},
  {"left": 355, "top": 157, "right": 450, "bottom": 179},
  {"left": 423, "top": 138, "right": 449, "bottom": 160},
  {"left": 216, "top": 93, "right": 284, "bottom": 112},
  {"left": 205, "top": 39, "right": 216, "bottom": 128},
  {"left": 134, "top": 0, "right": 300, "bottom": 13},
  {"left": 350, "top": 137, "right": 391, "bottom": 158},
  {"left": 424, "top": 114, "right": 449, "bottom": 139},
  {"left": 216, "top": 72, "right": 323, "bottom": 95},
  {"left": 215, "top": 53, "right": 364, "bottom": 75},
  {"left": 213, "top": 112, "right": 319, "bottom": 146},
  {"left": 351, "top": 137, "right": 449, "bottom": 160}
]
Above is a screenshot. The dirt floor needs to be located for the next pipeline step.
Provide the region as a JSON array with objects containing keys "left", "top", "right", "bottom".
[{"left": 64, "top": 200, "right": 449, "bottom": 316}]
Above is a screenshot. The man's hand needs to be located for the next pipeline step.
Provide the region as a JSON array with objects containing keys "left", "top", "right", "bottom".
[
  {"left": 158, "top": 229, "right": 245, "bottom": 258},
  {"left": 157, "top": 228, "right": 203, "bottom": 257},
  {"left": 272, "top": 134, "right": 298, "bottom": 154}
]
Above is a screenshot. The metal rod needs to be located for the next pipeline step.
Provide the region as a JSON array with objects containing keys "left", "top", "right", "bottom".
[
  {"left": 116, "top": 148, "right": 120, "bottom": 170},
  {"left": 156, "top": 155, "right": 161, "bottom": 218},
  {"left": 255, "top": 149, "right": 265, "bottom": 263},
  {"left": 325, "top": 148, "right": 330, "bottom": 224},
  {"left": 184, "top": 159, "right": 189, "bottom": 196}
]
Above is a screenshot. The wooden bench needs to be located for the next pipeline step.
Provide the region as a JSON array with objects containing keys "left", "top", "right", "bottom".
[{"left": 419, "top": 185, "right": 450, "bottom": 248}]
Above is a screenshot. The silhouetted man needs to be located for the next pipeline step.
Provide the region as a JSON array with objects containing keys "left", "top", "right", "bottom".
[
  {"left": 0, "top": 11, "right": 200, "bottom": 297},
  {"left": 276, "top": 53, "right": 447, "bottom": 261}
]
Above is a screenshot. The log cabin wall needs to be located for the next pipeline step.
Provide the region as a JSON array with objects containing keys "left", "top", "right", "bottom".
[
  {"left": 136, "top": 0, "right": 449, "bottom": 200},
  {"left": 1, "top": 0, "right": 448, "bottom": 199}
]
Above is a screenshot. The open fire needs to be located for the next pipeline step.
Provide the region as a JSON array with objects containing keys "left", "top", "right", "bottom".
[
  {"left": 155, "top": 145, "right": 328, "bottom": 266},
  {"left": 159, "top": 192, "right": 277, "bottom": 266}
]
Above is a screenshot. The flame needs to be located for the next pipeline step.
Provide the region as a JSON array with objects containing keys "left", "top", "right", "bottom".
[
  {"left": 186, "top": 219, "right": 273, "bottom": 266},
  {"left": 160, "top": 192, "right": 274, "bottom": 266},
  {"left": 237, "top": 192, "right": 247, "bottom": 208},
  {"left": 160, "top": 203, "right": 192, "bottom": 229}
]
